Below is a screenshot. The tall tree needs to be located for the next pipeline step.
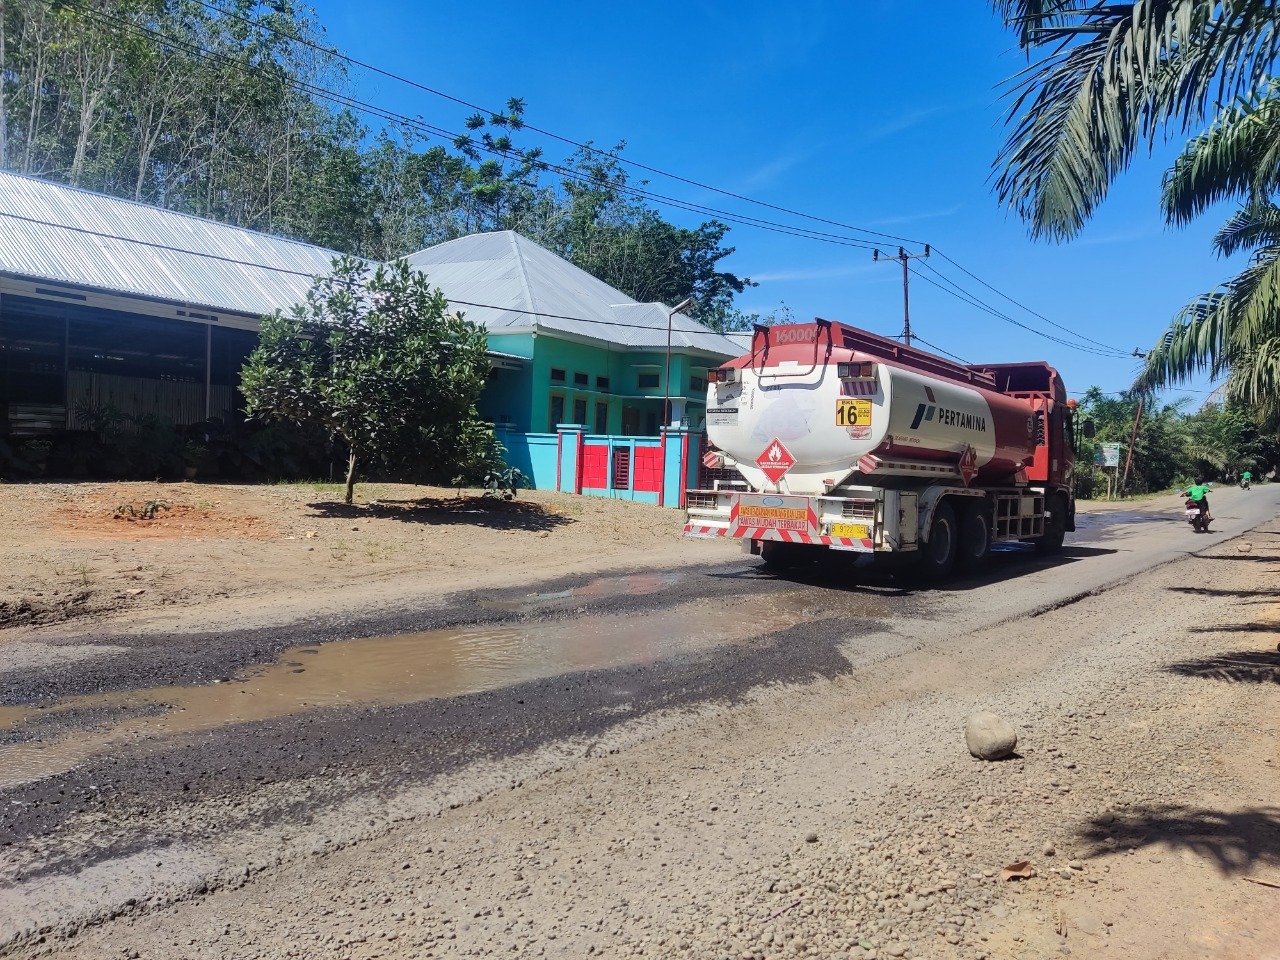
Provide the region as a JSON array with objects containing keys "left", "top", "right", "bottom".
[{"left": 537, "top": 146, "right": 754, "bottom": 324}]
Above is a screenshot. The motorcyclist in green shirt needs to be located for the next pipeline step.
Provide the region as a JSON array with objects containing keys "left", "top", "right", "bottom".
[
  {"left": 1241, "top": 469, "right": 1253, "bottom": 489},
  {"left": 1184, "top": 478, "right": 1213, "bottom": 520}
]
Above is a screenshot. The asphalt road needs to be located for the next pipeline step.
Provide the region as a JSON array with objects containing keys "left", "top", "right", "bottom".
[{"left": 2, "top": 484, "right": 1277, "bottom": 950}]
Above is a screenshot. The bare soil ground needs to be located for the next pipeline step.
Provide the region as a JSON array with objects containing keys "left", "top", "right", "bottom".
[
  {"left": 3, "top": 482, "right": 1277, "bottom": 960},
  {"left": 7, "top": 519, "right": 1278, "bottom": 960},
  {"left": 0, "top": 481, "right": 738, "bottom": 637}
]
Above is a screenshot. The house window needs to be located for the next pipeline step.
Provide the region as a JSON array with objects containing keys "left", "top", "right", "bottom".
[
  {"left": 596, "top": 375, "right": 610, "bottom": 390},
  {"left": 594, "top": 401, "right": 608, "bottom": 434},
  {"left": 573, "top": 397, "right": 587, "bottom": 424},
  {"left": 638, "top": 372, "right": 660, "bottom": 389},
  {"left": 689, "top": 375, "right": 705, "bottom": 392},
  {"left": 550, "top": 368, "right": 566, "bottom": 383},
  {"left": 573, "top": 371, "right": 589, "bottom": 386},
  {"left": 549, "top": 394, "right": 565, "bottom": 427}
]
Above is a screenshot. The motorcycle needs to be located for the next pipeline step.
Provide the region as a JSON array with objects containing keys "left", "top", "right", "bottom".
[
  {"left": 1183, "top": 497, "right": 1211, "bottom": 533},
  {"left": 1241, "top": 476, "right": 1252, "bottom": 490}
]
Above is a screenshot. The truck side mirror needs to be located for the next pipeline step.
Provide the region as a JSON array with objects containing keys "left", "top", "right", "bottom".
[{"left": 1082, "top": 420, "right": 1096, "bottom": 439}]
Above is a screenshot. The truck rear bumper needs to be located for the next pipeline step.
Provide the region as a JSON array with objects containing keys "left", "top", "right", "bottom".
[{"left": 684, "top": 489, "right": 898, "bottom": 554}]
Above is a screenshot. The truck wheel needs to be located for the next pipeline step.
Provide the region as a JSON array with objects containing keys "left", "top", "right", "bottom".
[
  {"left": 920, "top": 500, "right": 958, "bottom": 579},
  {"left": 958, "top": 503, "right": 992, "bottom": 573},
  {"left": 1035, "top": 494, "right": 1067, "bottom": 555}
]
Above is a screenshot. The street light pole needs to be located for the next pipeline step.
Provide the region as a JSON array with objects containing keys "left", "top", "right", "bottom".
[{"left": 664, "top": 297, "right": 696, "bottom": 428}]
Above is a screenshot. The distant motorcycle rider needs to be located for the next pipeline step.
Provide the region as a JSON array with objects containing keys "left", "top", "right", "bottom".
[
  {"left": 1241, "top": 469, "right": 1253, "bottom": 489},
  {"left": 1184, "top": 478, "right": 1213, "bottom": 521}
]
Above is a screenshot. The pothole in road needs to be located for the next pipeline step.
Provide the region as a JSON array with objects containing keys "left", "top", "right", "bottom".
[
  {"left": 478, "top": 570, "right": 686, "bottom": 611},
  {"left": 0, "top": 589, "right": 857, "bottom": 788}
]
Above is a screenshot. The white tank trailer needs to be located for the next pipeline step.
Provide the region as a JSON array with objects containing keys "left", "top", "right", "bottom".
[{"left": 685, "top": 320, "right": 1082, "bottom": 577}]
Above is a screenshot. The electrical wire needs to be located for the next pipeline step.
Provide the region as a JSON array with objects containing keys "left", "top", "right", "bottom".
[
  {"left": 0, "top": 208, "right": 735, "bottom": 335},
  {"left": 188, "top": 0, "right": 927, "bottom": 247},
  {"left": 73, "top": 4, "right": 889, "bottom": 255},
  {"left": 915, "top": 259, "right": 1130, "bottom": 357},
  {"left": 929, "top": 247, "right": 1130, "bottom": 354},
  {"left": 909, "top": 335, "right": 972, "bottom": 365},
  {"left": 188, "top": 0, "right": 1143, "bottom": 359},
  {"left": 906, "top": 263, "right": 1133, "bottom": 360},
  {"left": 50, "top": 0, "right": 1144, "bottom": 360}
]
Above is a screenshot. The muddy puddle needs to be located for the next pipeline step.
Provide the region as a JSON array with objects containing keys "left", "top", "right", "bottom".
[
  {"left": 0, "top": 589, "right": 847, "bottom": 788},
  {"left": 479, "top": 571, "right": 685, "bottom": 612}
]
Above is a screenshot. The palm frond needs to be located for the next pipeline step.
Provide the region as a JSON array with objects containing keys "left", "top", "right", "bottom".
[
  {"left": 1211, "top": 201, "right": 1280, "bottom": 256},
  {"left": 993, "top": 0, "right": 1280, "bottom": 240},
  {"left": 1135, "top": 241, "right": 1280, "bottom": 400},
  {"left": 1162, "top": 86, "right": 1280, "bottom": 225}
]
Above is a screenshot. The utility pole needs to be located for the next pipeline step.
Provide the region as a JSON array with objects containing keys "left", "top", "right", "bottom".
[
  {"left": 874, "top": 245, "right": 930, "bottom": 346},
  {"left": 1120, "top": 394, "right": 1144, "bottom": 496}
]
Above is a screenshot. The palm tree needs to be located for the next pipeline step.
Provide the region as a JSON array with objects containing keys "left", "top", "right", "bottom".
[
  {"left": 994, "top": 2, "right": 1280, "bottom": 416},
  {"left": 993, "top": 1, "right": 1280, "bottom": 241},
  {"left": 1134, "top": 82, "right": 1280, "bottom": 415}
]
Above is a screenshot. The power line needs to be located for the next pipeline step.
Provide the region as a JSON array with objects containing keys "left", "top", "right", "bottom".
[
  {"left": 915, "top": 259, "right": 1130, "bottom": 357},
  {"left": 929, "top": 247, "right": 1129, "bottom": 354},
  {"left": 188, "top": 0, "right": 926, "bottom": 248},
  {"left": 906, "top": 263, "right": 1133, "bottom": 359},
  {"left": 75, "top": 4, "right": 889, "bottom": 256},
  {"left": 54, "top": 0, "right": 1144, "bottom": 360},
  {"left": 911, "top": 334, "right": 972, "bottom": 365}
]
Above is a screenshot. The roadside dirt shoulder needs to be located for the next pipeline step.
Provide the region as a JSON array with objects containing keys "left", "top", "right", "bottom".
[
  {"left": 19, "top": 524, "right": 1280, "bottom": 959},
  {"left": 0, "top": 481, "right": 738, "bottom": 639}
]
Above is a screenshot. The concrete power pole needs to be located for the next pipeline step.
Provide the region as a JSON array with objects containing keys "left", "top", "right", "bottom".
[{"left": 874, "top": 245, "right": 930, "bottom": 347}]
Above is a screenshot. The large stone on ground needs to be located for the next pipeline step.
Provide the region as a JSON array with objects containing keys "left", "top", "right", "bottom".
[{"left": 965, "top": 711, "right": 1018, "bottom": 760}]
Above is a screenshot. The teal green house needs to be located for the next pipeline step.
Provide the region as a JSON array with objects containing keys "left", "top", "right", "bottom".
[
  {"left": 407, "top": 232, "right": 742, "bottom": 501},
  {"left": 408, "top": 231, "right": 740, "bottom": 435}
]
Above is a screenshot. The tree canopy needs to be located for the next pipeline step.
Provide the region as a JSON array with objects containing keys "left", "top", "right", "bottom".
[
  {"left": 0, "top": 1, "right": 750, "bottom": 321},
  {"left": 240, "top": 257, "right": 495, "bottom": 504},
  {"left": 992, "top": 1, "right": 1280, "bottom": 422}
]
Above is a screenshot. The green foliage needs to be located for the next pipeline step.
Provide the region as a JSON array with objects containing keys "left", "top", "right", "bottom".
[
  {"left": 1135, "top": 101, "right": 1280, "bottom": 416},
  {"left": 1073, "top": 387, "right": 1280, "bottom": 496},
  {"left": 0, "top": 5, "right": 753, "bottom": 318},
  {"left": 482, "top": 466, "right": 527, "bottom": 500},
  {"left": 992, "top": 1, "right": 1280, "bottom": 241},
  {"left": 240, "top": 257, "right": 496, "bottom": 504},
  {"left": 993, "top": 3, "right": 1280, "bottom": 423}
]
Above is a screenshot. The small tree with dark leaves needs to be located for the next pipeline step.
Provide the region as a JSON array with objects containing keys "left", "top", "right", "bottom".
[{"left": 242, "top": 257, "right": 494, "bottom": 504}]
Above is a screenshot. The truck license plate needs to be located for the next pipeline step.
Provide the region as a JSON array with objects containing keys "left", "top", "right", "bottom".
[{"left": 830, "top": 522, "right": 870, "bottom": 539}]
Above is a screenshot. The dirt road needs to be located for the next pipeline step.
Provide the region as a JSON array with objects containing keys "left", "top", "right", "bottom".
[{"left": 2, "top": 485, "right": 1279, "bottom": 959}]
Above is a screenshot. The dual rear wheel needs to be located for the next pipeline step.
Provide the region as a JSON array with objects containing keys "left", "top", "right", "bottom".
[{"left": 919, "top": 500, "right": 991, "bottom": 580}]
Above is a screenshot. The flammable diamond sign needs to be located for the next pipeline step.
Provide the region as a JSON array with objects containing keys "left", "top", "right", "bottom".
[{"left": 756, "top": 438, "right": 796, "bottom": 483}]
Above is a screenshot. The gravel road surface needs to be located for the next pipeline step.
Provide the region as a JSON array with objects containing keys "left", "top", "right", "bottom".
[{"left": 2, "top": 486, "right": 1278, "bottom": 959}]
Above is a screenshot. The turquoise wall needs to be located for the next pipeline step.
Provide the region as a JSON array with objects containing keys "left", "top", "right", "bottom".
[{"left": 505, "top": 335, "right": 724, "bottom": 435}]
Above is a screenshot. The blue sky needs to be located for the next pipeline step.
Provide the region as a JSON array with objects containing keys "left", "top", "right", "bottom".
[{"left": 307, "top": 0, "right": 1232, "bottom": 400}]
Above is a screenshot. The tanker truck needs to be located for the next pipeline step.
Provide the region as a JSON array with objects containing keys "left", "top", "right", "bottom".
[{"left": 684, "top": 319, "right": 1082, "bottom": 577}]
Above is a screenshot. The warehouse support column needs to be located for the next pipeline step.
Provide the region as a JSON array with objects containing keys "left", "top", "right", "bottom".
[{"left": 204, "top": 323, "right": 212, "bottom": 421}]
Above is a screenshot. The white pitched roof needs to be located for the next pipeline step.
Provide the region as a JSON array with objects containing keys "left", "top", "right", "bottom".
[
  {"left": 406, "top": 231, "right": 741, "bottom": 358},
  {"left": 0, "top": 170, "right": 339, "bottom": 316}
]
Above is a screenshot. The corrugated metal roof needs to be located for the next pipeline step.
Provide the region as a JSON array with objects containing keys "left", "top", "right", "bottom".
[
  {"left": 0, "top": 172, "right": 742, "bottom": 363},
  {"left": 0, "top": 170, "right": 339, "bottom": 316},
  {"left": 406, "top": 231, "right": 741, "bottom": 358}
]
